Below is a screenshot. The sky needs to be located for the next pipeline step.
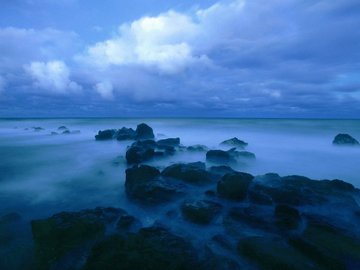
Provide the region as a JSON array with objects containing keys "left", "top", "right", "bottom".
[{"left": 0, "top": 0, "right": 360, "bottom": 118}]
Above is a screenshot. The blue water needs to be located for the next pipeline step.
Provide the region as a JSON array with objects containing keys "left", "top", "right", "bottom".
[{"left": 0, "top": 118, "right": 359, "bottom": 219}]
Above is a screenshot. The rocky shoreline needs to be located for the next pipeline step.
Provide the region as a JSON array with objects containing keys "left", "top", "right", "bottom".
[{"left": 1, "top": 123, "right": 360, "bottom": 269}]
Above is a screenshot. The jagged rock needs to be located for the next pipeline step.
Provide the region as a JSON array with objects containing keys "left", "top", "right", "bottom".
[
  {"left": 220, "top": 137, "right": 248, "bottom": 148},
  {"left": 162, "top": 162, "right": 211, "bottom": 185},
  {"left": 58, "top": 126, "right": 67, "bottom": 130},
  {"left": 333, "top": 133, "right": 359, "bottom": 145},
  {"left": 274, "top": 204, "right": 301, "bottom": 230},
  {"left": 217, "top": 172, "right": 254, "bottom": 200},
  {"left": 95, "top": 129, "right": 116, "bottom": 140},
  {"left": 115, "top": 127, "right": 136, "bottom": 141},
  {"left": 181, "top": 200, "right": 222, "bottom": 224},
  {"left": 126, "top": 145, "right": 155, "bottom": 164},
  {"left": 83, "top": 226, "right": 202, "bottom": 270},
  {"left": 135, "top": 123, "right": 154, "bottom": 140},
  {"left": 187, "top": 145, "right": 208, "bottom": 152},
  {"left": 125, "top": 165, "right": 184, "bottom": 204}
]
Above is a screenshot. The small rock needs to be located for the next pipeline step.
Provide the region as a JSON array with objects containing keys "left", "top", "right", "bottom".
[{"left": 333, "top": 133, "right": 359, "bottom": 145}]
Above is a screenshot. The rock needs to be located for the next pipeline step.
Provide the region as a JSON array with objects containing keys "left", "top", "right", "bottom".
[
  {"left": 220, "top": 137, "right": 248, "bottom": 148},
  {"left": 125, "top": 165, "right": 184, "bottom": 204},
  {"left": 234, "top": 150, "right": 256, "bottom": 160},
  {"left": 206, "top": 150, "right": 233, "bottom": 164},
  {"left": 115, "top": 127, "right": 136, "bottom": 141},
  {"left": 333, "top": 133, "right": 359, "bottom": 145},
  {"left": 62, "top": 130, "right": 71, "bottom": 134},
  {"left": 217, "top": 172, "right": 254, "bottom": 200},
  {"left": 181, "top": 200, "right": 222, "bottom": 224},
  {"left": 209, "top": 166, "right": 236, "bottom": 178},
  {"left": 248, "top": 189, "right": 273, "bottom": 205},
  {"left": 50, "top": 131, "right": 58, "bottom": 135},
  {"left": 274, "top": 204, "right": 301, "bottom": 230},
  {"left": 83, "top": 226, "right": 202, "bottom": 270},
  {"left": 126, "top": 145, "right": 155, "bottom": 164},
  {"left": 238, "top": 237, "right": 316, "bottom": 270},
  {"left": 157, "top": 137, "right": 180, "bottom": 147},
  {"left": 31, "top": 207, "right": 126, "bottom": 269},
  {"left": 33, "top": 127, "right": 44, "bottom": 131},
  {"left": 187, "top": 145, "right": 208, "bottom": 152},
  {"left": 135, "top": 123, "right": 154, "bottom": 140},
  {"left": 226, "top": 206, "right": 273, "bottom": 231},
  {"left": 116, "top": 214, "right": 141, "bottom": 232},
  {"left": 57, "top": 126, "right": 67, "bottom": 130},
  {"left": 95, "top": 129, "right": 116, "bottom": 140},
  {"left": 162, "top": 162, "right": 211, "bottom": 185}
]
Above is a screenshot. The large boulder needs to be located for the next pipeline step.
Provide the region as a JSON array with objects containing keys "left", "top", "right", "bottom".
[
  {"left": 217, "top": 172, "right": 254, "bottom": 200},
  {"left": 333, "top": 133, "right": 359, "bottom": 145},
  {"left": 136, "top": 123, "right": 155, "bottom": 140},
  {"left": 83, "top": 226, "right": 202, "bottom": 270},
  {"left": 220, "top": 137, "right": 248, "bottom": 149},
  {"left": 31, "top": 207, "right": 126, "bottom": 270},
  {"left": 126, "top": 145, "right": 155, "bottom": 164},
  {"left": 162, "top": 162, "right": 211, "bottom": 185},
  {"left": 125, "top": 165, "right": 184, "bottom": 204},
  {"left": 95, "top": 129, "right": 116, "bottom": 140},
  {"left": 181, "top": 200, "right": 222, "bottom": 224}
]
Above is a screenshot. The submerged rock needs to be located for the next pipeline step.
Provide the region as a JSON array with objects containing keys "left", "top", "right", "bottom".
[
  {"left": 95, "top": 129, "right": 116, "bottom": 140},
  {"left": 162, "top": 162, "right": 211, "bottom": 185},
  {"left": 125, "top": 165, "right": 184, "bottom": 204},
  {"left": 181, "top": 200, "right": 222, "bottom": 224},
  {"left": 217, "top": 172, "right": 254, "bottom": 200},
  {"left": 157, "top": 137, "right": 180, "bottom": 147},
  {"left": 126, "top": 144, "right": 155, "bottom": 164},
  {"left": 83, "top": 226, "right": 202, "bottom": 270},
  {"left": 333, "top": 133, "right": 359, "bottom": 145},
  {"left": 187, "top": 144, "right": 208, "bottom": 152},
  {"left": 220, "top": 137, "right": 248, "bottom": 148},
  {"left": 206, "top": 148, "right": 255, "bottom": 165},
  {"left": 57, "top": 126, "right": 67, "bottom": 130}
]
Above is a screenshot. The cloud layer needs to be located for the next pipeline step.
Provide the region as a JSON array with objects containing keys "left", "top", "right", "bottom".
[{"left": 0, "top": 0, "right": 360, "bottom": 117}]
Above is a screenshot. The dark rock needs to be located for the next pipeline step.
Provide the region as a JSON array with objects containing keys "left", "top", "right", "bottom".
[
  {"left": 126, "top": 145, "right": 155, "bottom": 164},
  {"left": 83, "top": 226, "right": 202, "bottom": 270},
  {"left": 238, "top": 237, "right": 316, "bottom": 270},
  {"left": 206, "top": 150, "right": 232, "bottom": 164},
  {"left": 217, "top": 172, "right": 254, "bottom": 200},
  {"left": 274, "top": 204, "right": 301, "bottom": 230},
  {"left": 31, "top": 207, "right": 126, "bottom": 269},
  {"left": 115, "top": 127, "right": 136, "bottom": 141},
  {"left": 187, "top": 145, "right": 208, "bottom": 152},
  {"left": 181, "top": 200, "right": 222, "bottom": 224},
  {"left": 58, "top": 126, "right": 67, "bottom": 130},
  {"left": 125, "top": 165, "right": 184, "bottom": 204},
  {"left": 162, "top": 162, "right": 211, "bottom": 185},
  {"left": 157, "top": 137, "right": 180, "bottom": 147},
  {"left": 220, "top": 137, "right": 248, "bottom": 148},
  {"left": 33, "top": 127, "right": 44, "bottom": 131},
  {"left": 209, "top": 166, "right": 236, "bottom": 178},
  {"left": 62, "top": 129, "right": 71, "bottom": 134},
  {"left": 0, "top": 212, "right": 22, "bottom": 245},
  {"left": 227, "top": 206, "right": 273, "bottom": 231},
  {"left": 234, "top": 150, "right": 256, "bottom": 160},
  {"left": 95, "top": 129, "right": 116, "bottom": 140},
  {"left": 135, "top": 123, "right": 154, "bottom": 140},
  {"left": 248, "top": 189, "right": 273, "bottom": 205},
  {"left": 333, "top": 133, "right": 359, "bottom": 145},
  {"left": 51, "top": 131, "right": 58, "bottom": 135},
  {"left": 116, "top": 214, "right": 140, "bottom": 232}
]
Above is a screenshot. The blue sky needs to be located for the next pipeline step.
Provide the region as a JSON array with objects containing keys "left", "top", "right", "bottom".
[{"left": 0, "top": 0, "right": 360, "bottom": 118}]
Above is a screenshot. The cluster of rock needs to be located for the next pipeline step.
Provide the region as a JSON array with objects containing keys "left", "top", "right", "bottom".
[
  {"left": 28, "top": 160, "right": 360, "bottom": 269},
  {"left": 95, "top": 123, "right": 155, "bottom": 141},
  {"left": 51, "top": 126, "right": 80, "bottom": 135}
]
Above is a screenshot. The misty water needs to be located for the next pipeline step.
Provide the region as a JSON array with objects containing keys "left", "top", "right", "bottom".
[{"left": 1, "top": 118, "right": 359, "bottom": 221}]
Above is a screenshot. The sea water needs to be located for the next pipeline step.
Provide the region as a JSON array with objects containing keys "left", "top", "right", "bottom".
[{"left": 0, "top": 118, "right": 359, "bottom": 219}]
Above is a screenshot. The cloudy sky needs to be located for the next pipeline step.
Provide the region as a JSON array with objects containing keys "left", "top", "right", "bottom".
[{"left": 0, "top": 0, "right": 359, "bottom": 118}]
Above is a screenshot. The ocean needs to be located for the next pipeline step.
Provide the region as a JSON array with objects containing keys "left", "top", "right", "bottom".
[{"left": 0, "top": 118, "right": 359, "bottom": 219}]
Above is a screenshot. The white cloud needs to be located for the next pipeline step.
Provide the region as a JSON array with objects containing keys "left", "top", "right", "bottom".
[
  {"left": 79, "top": 1, "right": 246, "bottom": 74},
  {"left": 25, "top": 61, "right": 82, "bottom": 94},
  {"left": 95, "top": 81, "right": 114, "bottom": 100}
]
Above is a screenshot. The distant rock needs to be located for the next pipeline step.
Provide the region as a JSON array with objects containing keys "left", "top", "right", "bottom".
[
  {"left": 57, "top": 126, "right": 67, "bottom": 130},
  {"left": 50, "top": 132, "right": 58, "bottom": 135},
  {"left": 333, "top": 133, "right": 359, "bottom": 145},
  {"left": 217, "top": 172, "right": 254, "bottom": 200},
  {"left": 181, "top": 200, "right": 222, "bottom": 224},
  {"left": 115, "top": 127, "right": 136, "bottom": 141},
  {"left": 62, "top": 130, "right": 71, "bottom": 134},
  {"left": 187, "top": 144, "right": 208, "bottom": 152},
  {"left": 33, "top": 127, "right": 44, "bottom": 131},
  {"left": 220, "top": 137, "right": 248, "bottom": 148},
  {"left": 95, "top": 129, "right": 116, "bottom": 140},
  {"left": 157, "top": 137, "right": 180, "bottom": 147},
  {"left": 206, "top": 148, "right": 255, "bottom": 165},
  {"left": 135, "top": 123, "right": 154, "bottom": 140}
]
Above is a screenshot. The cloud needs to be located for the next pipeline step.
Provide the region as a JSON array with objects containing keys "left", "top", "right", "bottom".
[
  {"left": 25, "top": 61, "right": 82, "bottom": 94},
  {"left": 94, "top": 81, "right": 114, "bottom": 100}
]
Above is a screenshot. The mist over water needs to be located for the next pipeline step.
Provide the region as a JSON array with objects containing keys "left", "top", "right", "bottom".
[{"left": 0, "top": 118, "right": 359, "bottom": 220}]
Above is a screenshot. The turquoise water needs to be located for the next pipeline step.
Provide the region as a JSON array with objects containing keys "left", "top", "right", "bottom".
[{"left": 0, "top": 118, "right": 359, "bottom": 219}]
